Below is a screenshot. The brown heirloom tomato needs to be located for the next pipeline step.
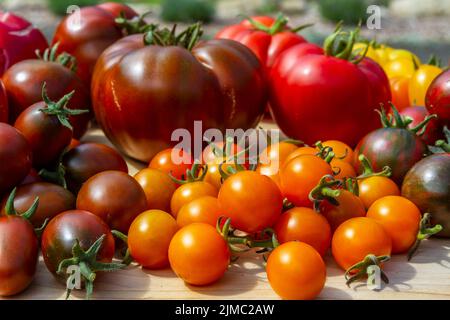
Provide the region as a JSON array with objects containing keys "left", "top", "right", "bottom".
[
  {"left": 91, "top": 24, "right": 267, "bottom": 162},
  {"left": 0, "top": 79, "right": 8, "bottom": 122}
]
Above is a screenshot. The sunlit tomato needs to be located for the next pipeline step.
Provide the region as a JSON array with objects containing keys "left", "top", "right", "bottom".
[
  {"left": 128, "top": 210, "right": 179, "bottom": 269},
  {"left": 358, "top": 176, "right": 400, "bottom": 209},
  {"left": 257, "top": 141, "right": 299, "bottom": 182},
  {"left": 426, "top": 69, "right": 450, "bottom": 126},
  {"left": 367, "top": 196, "right": 421, "bottom": 254},
  {"left": 134, "top": 168, "right": 176, "bottom": 212},
  {"left": 149, "top": 148, "right": 193, "bottom": 181},
  {"left": 320, "top": 140, "right": 353, "bottom": 164},
  {"left": 388, "top": 49, "right": 421, "bottom": 66},
  {"left": 284, "top": 146, "right": 317, "bottom": 164},
  {"left": 409, "top": 65, "right": 442, "bottom": 106},
  {"left": 399, "top": 106, "right": 442, "bottom": 145},
  {"left": 203, "top": 162, "right": 233, "bottom": 190},
  {"left": 266, "top": 241, "right": 326, "bottom": 300},
  {"left": 384, "top": 58, "right": 416, "bottom": 79},
  {"left": 170, "top": 182, "right": 218, "bottom": 217},
  {"left": 177, "top": 196, "right": 223, "bottom": 228},
  {"left": 389, "top": 76, "right": 411, "bottom": 111},
  {"left": 274, "top": 207, "right": 331, "bottom": 256},
  {"left": 280, "top": 155, "right": 333, "bottom": 207},
  {"left": 332, "top": 217, "right": 392, "bottom": 270},
  {"left": 330, "top": 159, "right": 356, "bottom": 180},
  {"left": 353, "top": 42, "right": 380, "bottom": 64},
  {"left": 168, "top": 223, "right": 230, "bottom": 285},
  {"left": 318, "top": 190, "right": 366, "bottom": 231},
  {"left": 218, "top": 170, "right": 282, "bottom": 233}
]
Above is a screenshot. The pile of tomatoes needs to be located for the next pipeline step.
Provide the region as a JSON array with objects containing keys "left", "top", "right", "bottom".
[{"left": 0, "top": 5, "right": 449, "bottom": 300}]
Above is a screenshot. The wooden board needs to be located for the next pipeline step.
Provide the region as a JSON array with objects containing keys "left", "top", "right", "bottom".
[{"left": 4, "top": 127, "right": 450, "bottom": 300}]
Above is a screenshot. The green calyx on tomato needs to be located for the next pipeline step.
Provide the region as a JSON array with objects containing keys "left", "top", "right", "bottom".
[
  {"left": 430, "top": 126, "right": 450, "bottom": 153},
  {"left": 143, "top": 23, "right": 203, "bottom": 51},
  {"left": 344, "top": 254, "right": 390, "bottom": 287},
  {"left": 323, "top": 23, "right": 367, "bottom": 64},
  {"left": 35, "top": 42, "right": 77, "bottom": 72},
  {"left": 407, "top": 213, "right": 443, "bottom": 261},
  {"left": 114, "top": 11, "right": 152, "bottom": 35},
  {"left": 111, "top": 230, "right": 133, "bottom": 266},
  {"left": 170, "top": 161, "right": 207, "bottom": 185},
  {"left": 38, "top": 150, "right": 68, "bottom": 189},
  {"left": 308, "top": 175, "right": 342, "bottom": 210},
  {"left": 244, "top": 12, "right": 313, "bottom": 35},
  {"left": 356, "top": 154, "right": 392, "bottom": 179}
]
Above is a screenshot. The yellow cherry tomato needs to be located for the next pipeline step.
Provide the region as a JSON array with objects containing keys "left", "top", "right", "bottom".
[
  {"left": 384, "top": 57, "right": 416, "bottom": 78},
  {"left": 353, "top": 42, "right": 380, "bottom": 63},
  {"left": 388, "top": 49, "right": 421, "bottom": 66},
  {"left": 408, "top": 64, "right": 442, "bottom": 106}
]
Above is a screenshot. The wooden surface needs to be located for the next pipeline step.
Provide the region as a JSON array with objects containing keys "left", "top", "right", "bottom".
[{"left": 5, "top": 128, "right": 450, "bottom": 300}]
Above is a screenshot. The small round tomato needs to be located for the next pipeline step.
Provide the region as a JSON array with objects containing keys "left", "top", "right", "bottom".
[
  {"left": 128, "top": 210, "right": 179, "bottom": 269},
  {"left": 274, "top": 207, "right": 331, "bottom": 256},
  {"left": 384, "top": 58, "right": 416, "bottom": 79},
  {"left": 409, "top": 65, "right": 442, "bottom": 106},
  {"left": 321, "top": 140, "right": 353, "bottom": 163},
  {"left": 266, "top": 241, "right": 326, "bottom": 300},
  {"left": 168, "top": 223, "right": 230, "bottom": 286},
  {"left": 218, "top": 170, "right": 282, "bottom": 233},
  {"left": 280, "top": 155, "right": 333, "bottom": 207},
  {"left": 389, "top": 76, "right": 411, "bottom": 111},
  {"left": 170, "top": 181, "right": 217, "bottom": 217},
  {"left": 367, "top": 196, "right": 421, "bottom": 254},
  {"left": 284, "top": 146, "right": 317, "bottom": 164},
  {"left": 177, "top": 196, "right": 223, "bottom": 228},
  {"left": 358, "top": 176, "right": 400, "bottom": 209},
  {"left": 257, "top": 140, "right": 299, "bottom": 183},
  {"left": 203, "top": 162, "right": 233, "bottom": 190},
  {"left": 332, "top": 217, "right": 392, "bottom": 270},
  {"left": 202, "top": 140, "right": 242, "bottom": 164},
  {"left": 149, "top": 148, "right": 193, "bottom": 181},
  {"left": 134, "top": 168, "right": 176, "bottom": 212},
  {"left": 330, "top": 159, "right": 356, "bottom": 180}
]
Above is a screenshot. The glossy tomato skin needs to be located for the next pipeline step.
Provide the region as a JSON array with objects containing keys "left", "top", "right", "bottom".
[
  {"left": 0, "top": 123, "right": 32, "bottom": 196},
  {"left": 92, "top": 36, "right": 266, "bottom": 162},
  {"left": 0, "top": 215, "right": 38, "bottom": 296},
  {"left": 52, "top": 4, "right": 137, "bottom": 86},
  {"left": 354, "top": 128, "right": 428, "bottom": 184},
  {"left": 358, "top": 57, "right": 391, "bottom": 111},
  {"left": 41, "top": 210, "right": 115, "bottom": 278},
  {"left": 0, "top": 182, "right": 75, "bottom": 228},
  {"left": 402, "top": 153, "right": 450, "bottom": 237},
  {"left": 177, "top": 196, "right": 223, "bottom": 228},
  {"left": 0, "top": 11, "right": 48, "bottom": 76},
  {"left": 358, "top": 176, "right": 400, "bottom": 209},
  {"left": 134, "top": 168, "right": 176, "bottom": 212},
  {"left": 76, "top": 171, "right": 148, "bottom": 233},
  {"left": 0, "top": 79, "right": 8, "bottom": 122},
  {"left": 170, "top": 181, "right": 218, "bottom": 217},
  {"left": 2, "top": 60, "right": 91, "bottom": 138},
  {"left": 63, "top": 142, "right": 128, "bottom": 193},
  {"left": 149, "top": 148, "right": 193, "bottom": 181},
  {"left": 389, "top": 76, "right": 410, "bottom": 111},
  {"left": 426, "top": 69, "right": 450, "bottom": 126},
  {"left": 399, "top": 106, "right": 442, "bottom": 145},
  {"left": 14, "top": 102, "right": 72, "bottom": 168}
]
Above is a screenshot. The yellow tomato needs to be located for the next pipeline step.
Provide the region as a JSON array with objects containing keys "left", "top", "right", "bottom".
[
  {"left": 353, "top": 43, "right": 380, "bottom": 63},
  {"left": 408, "top": 65, "right": 442, "bottom": 106},
  {"left": 374, "top": 45, "right": 392, "bottom": 66},
  {"left": 384, "top": 57, "right": 416, "bottom": 78},
  {"left": 388, "top": 49, "right": 421, "bottom": 66}
]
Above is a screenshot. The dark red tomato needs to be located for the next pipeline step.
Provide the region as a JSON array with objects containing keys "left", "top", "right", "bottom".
[
  {"left": 20, "top": 169, "right": 42, "bottom": 186},
  {"left": 0, "top": 182, "right": 75, "bottom": 228},
  {"left": 0, "top": 11, "right": 48, "bottom": 75},
  {"left": 399, "top": 106, "right": 443, "bottom": 145},
  {"left": 91, "top": 24, "right": 267, "bottom": 162},
  {"left": 2, "top": 56, "right": 91, "bottom": 138},
  {"left": 52, "top": 3, "right": 138, "bottom": 86},
  {"left": 76, "top": 171, "right": 148, "bottom": 233},
  {"left": 0, "top": 79, "right": 8, "bottom": 122},
  {"left": 216, "top": 14, "right": 309, "bottom": 68},
  {"left": 0, "top": 123, "right": 32, "bottom": 196},
  {"left": 63, "top": 142, "right": 128, "bottom": 193},
  {"left": 426, "top": 69, "right": 449, "bottom": 126}
]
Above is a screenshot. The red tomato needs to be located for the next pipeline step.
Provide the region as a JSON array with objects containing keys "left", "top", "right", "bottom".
[
  {"left": 426, "top": 69, "right": 450, "bottom": 126},
  {"left": 0, "top": 11, "right": 48, "bottom": 75},
  {"left": 149, "top": 148, "right": 193, "bottom": 181},
  {"left": 0, "top": 79, "right": 8, "bottom": 122},
  {"left": 399, "top": 105, "right": 443, "bottom": 145}
]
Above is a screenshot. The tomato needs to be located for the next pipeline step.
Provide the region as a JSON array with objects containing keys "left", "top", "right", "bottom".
[
  {"left": 280, "top": 155, "right": 333, "bottom": 207},
  {"left": 402, "top": 153, "right": 450, "bottom": 237},
  {"left": 218, "top": 170, "right": 282, "bottom": 233},
  {"left": 426, "top": 69, "right": 450, "bottom": 126},
  {"left": 353, "top": 42, "right": 381, "bottom": 64},
  {"left": 274, "top": 207, "right": 331, "bottom": 256},
  {"left": 332, "top": 217, "right": 392, "bottom": 270},
  {"left": 134, "top": 168, "right": 176, "bottom": 212},
  {"left": 358, "top": 176, "right": 400, "bottom": 209},
  {"left": 0, "top": 79, "right": 8, "bottom": 122},
  {"left": 269, "top": 27, "right": 390, "bottom": 147},
  {"left": 318, "top": 190, "right": 366, "bottom": 231},
  {"left": 389, "top": 76, "right": 411, "bottom": 111},
  {"left": 1, "top": 182, "right": 75, "bottom": 228},
  {"left": 62, "top": 142, "right": 128, "bottom": 193},
  {"left": 330, "top": 159, "right": 356, "bottom": 180},
  {"left": 76, "top": 171, "right": 148, "bottom": 233},
  {"left": 0, "top": 11, "right": 48, "bottom": 75},
  {"left": 20, "top": 168, "right": 42, "bottom": 186},
  {"left": 128, "top": 210, "right": 179, "bottom": 269},
  {"left": 149, "top": 148, "right": 193, "bottom": 181},
  {"left": 170, "top": 181, "right": 218, "bottom": 217},
  {"left": 92, "top": 24, "right": 267, "bottom": 162},
  {"left": 202, "top": 140, "right": 242, "bottom": 164},
  {"left": 177, "top": 196, "right": 223, "bottom": 228},
  {"left": 52, "top": 3, "right": 138, "bottom": 86},
  {"left": 257, "top": 140, "right": 299, "bottom": 183},
  {"left": 0, "top": 123, "right": 32, "bottom": 196},
  {"left": 216, "top": 14, "right": 309, "bottom": 68},
  {"left": 284, "top": 146, "right": 317, "bottom": 164},
  {"left": 321, "top": 140, "right": 353, "bottom": 163},
  {"left": 399, "top": 106, "right": 443, "bottom": 145},
  {"left": 388, "top": 49, "right": 421, "bottom": 66},
  {"left": 409, "top": 64, "right": 442, "bottom": 107},
  {"left": 266, "top": 241, "right": 326, "bottom": 300}
]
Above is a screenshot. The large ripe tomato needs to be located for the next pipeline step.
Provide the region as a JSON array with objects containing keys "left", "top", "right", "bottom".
[
  {"left": 218, "top": 170, "right": 282, "bottom": 233},
  {"left": 0, "top": 123, "right": 32, "bottom": 196},
  {"left": 177, "top": 196, "right": 223, "bottom": 228},
  {"left": 266, "top": 241, "right": 326, "bottom": 300},
  {"left": 170, "top": 181, "right": 218, "bottom": 217},
  {"left": 0, "top": 11, "right": 48, "bottom": 76},
  {"left": 149, "top": 148, "right": 193, "bottom": 181},
  {"left": 274, "top": 207, "right": 331, "bottom": 256},
  {"left": 426, "top": 69, "right": 450, "bottom": 126},
  {"left": 76, "top": 171, "right": 148, "bottom": 233},
  {"left": 168, "top": 223, "right": 230, "bottom": 286},
  {"left": 134, "top": 168, "right": 176, "bottom": 212},
  {"left": 52, "top": 3, "right": 138, "bottom": 86},
  {"left": 399, "top": 106, "right": 442, "bottom": 145},
  {"left": 91, "top": 24, "right": 267, "bottom": 162},
  {"left": 270, "top": 27, "right": 390, "bottom": 147},
  {"left": 409, "top": 64, "right": 442, "bottom": 107},
  {"left": 128, "top": 209, "right": 179, "bottom": 269},
  {"left": 0, "top": 79, "right": 8, "bottom": 122}
]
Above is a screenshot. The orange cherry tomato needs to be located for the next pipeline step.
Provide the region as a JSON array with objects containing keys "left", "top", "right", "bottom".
[
  {"left": 177, "top": 196, "right": 223, "bottom": 228},
  {"left": 321, "top": 140, "right": 353, "bottom": 163},
  {"left": 384, "top": 57, "right": 416, "bottom": 78},
  {"left": 203, "top": 162, "right": 236, "bottom": 190},
  {"left": 358, "top": 176, "right": 400, "bottom": 209},
  {"left": 408, "top": 64, "right": 442, "bottom": 106},
  {"left": 280, "top": 155, "right": 333, "bottom": 207},
  {"left": 332, "top": 217, "right": 392, "bottom": 270},
  {"left": 202, "top": 141, "right": 242, "bottom": 164},
  {"left": 168, "top": 223, "right": 230, "bottom": 285},
  {"left": 170, "top": 181, "right": 218, "bottom": 217},
  {"left": 330, "top": 159, "right": 356, "bottom": 180},
  {"left": 266, "top": 241, "right": 326, "bottom": 300},
  {"left": 389, "top": 76, "right": 411, "bottom": 111},
  {"left": 257, "top": 141, "right": 299, "bottom": 182},
  {"left": 367, "top": 196, "right": 421, "bottom": 254},
  {"left": 149, "top": 148, "right": 193, "bottom": 180},
  {"left": 128, "top": 210, "right": 179, "bottom": 269},
  {"left": 134, "top": 168, "right": 177, "bottom": 212},
  {"left": 284, "top": 146, "right": 317, "bottom": 164},
  {"left": 274, "top": 207, "right": 331, "bottom": 256},
  {"left": 218, "top": 170, "right": 282, "bottom": 233}
]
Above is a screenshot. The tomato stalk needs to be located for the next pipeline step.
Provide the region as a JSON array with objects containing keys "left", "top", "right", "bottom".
[
  {"left": 344, "top": 254, "right": 390, "bottom": 287},
  {"left": 429, "top": 126, "right": 450, "bottom": 153},
  {"left": 143, "top": 23, "right": 203, "bottom": 51},
  {"left": 115, "top": 11, "right": 152, "bottom": 35},
  {"left": 309, "top": 175, "right": 342, "bottom": 210},
  {"left": 38, "top": 148, "right": 68, "bottom": 189},
  {"left": 35, "top": 43, "right": 77, "bottom": 72},
  {"left": 243, "top": 13, "right": 313, "bottom": 35},
  {"left": 407, "top": 213, "right": 443, "bottom": 261},
  {"left": 323, "top": 24, "right": 368, "bottom": 64},
  {"left": 170, "top": 161, "right": 208, "bottom": 185},
  {"left": 111, "top": 230, "right": 133, "bottom": 266},
  {"left": 356, "top": 154, "right": 392, "bottom": 179}
]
